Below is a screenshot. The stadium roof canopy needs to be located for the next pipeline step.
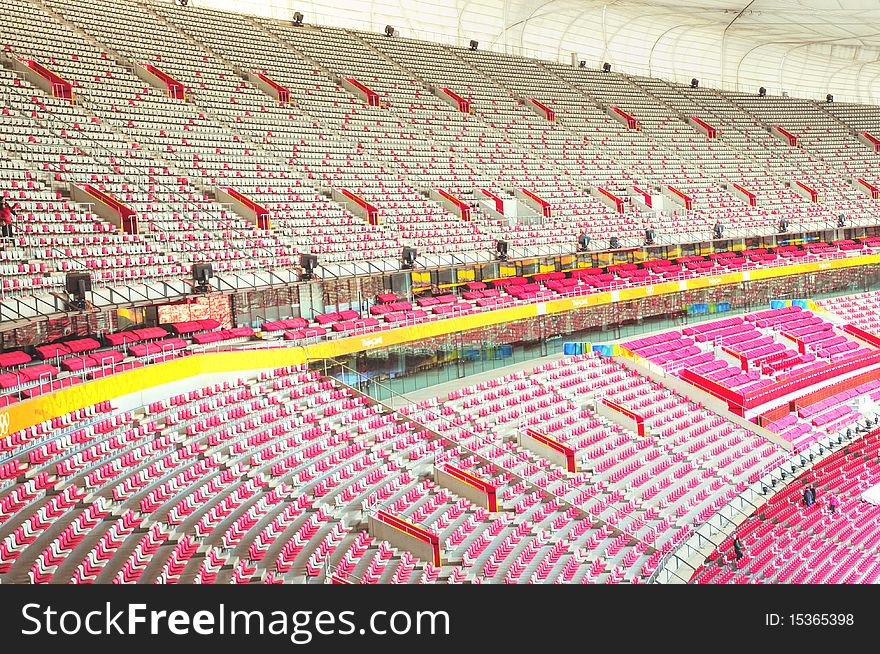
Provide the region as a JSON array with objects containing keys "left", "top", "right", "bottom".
[{"left": 194, "top": 0, "right": 880, "bottom": 103}]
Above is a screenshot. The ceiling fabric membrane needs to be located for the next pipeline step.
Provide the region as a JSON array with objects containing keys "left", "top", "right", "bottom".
[{"left": 190, "top": 0, "right": 880, "bottom": 102}]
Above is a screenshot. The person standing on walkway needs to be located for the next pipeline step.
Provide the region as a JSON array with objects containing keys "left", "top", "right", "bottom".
[
  {"left": 0, "top": 197, "right": 16, "bottom": 240},
  {"left": 803, "top": 485, "right": 815, "bottom": 507},
  {"left": 733, "top": 536, "right": 746, "bottom": 569}
]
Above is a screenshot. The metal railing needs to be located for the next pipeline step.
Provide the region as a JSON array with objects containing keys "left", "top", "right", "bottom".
[{"left": 649, "top": 418, "right": 876, "bottom": 583}]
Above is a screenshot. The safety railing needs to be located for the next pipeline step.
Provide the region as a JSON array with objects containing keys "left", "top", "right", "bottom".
[{"left": 649, "top": 419, "right": 876, "bottom": 583}]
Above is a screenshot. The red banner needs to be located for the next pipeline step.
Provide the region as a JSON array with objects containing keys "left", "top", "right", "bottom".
[
  {"left": 78, "top": 184, "right": 138, "bottom": 234},
  {"left": 667, "top": 185, "right": 694, "bottom": 210},
  {"left": 436, "top": 189, "right": 471, "bottom": 221},
  {"left": 520, "top": 188, "right": 552, "bottom": 217},
  {"left": 528, "top": 98, "right": 555, "bottom": 122},
  {"left": 338, "top": 188, "right": 379, "bottom": 225},
  {"left": 525, "top": 428, "right": 577, "bottom": 472},
  {"left": 254, "top": 72, "right": 290, "bottom": 105},
  {"left": 375, "top": 510, "right": 441, "bottom": 566},
  {"left": 221, "top": 186, "right": 271, "bottom": 229},
  {"left": 439, "top": 464, "right": 498, "bottom": 511},
  {"left": 141, "top": 63, "right": 186, "bottom": 100},
  {"left": 441, "top": 87, "right": 470, "bottom": 113},
  {"left": 345, "top": 78, "right": 380, "bottom": 106},
  {"left": 478, "top": 188, "right": 505, "bottom": 215},
  {"left": 22, "top": 59, "right": 73, "bottom": 103}
]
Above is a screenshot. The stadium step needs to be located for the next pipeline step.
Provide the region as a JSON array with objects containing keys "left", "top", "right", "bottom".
[
  {"left": 247, "top": 71, "right": 290, "bottom": 105},
  {"left": 688, "top": 116, "right": 718, "bottom": 139},
  {"left": 792, "top": 180, "right": 819, "bottom": 203},
  {"left": 433, "top": 86, "right": 471, "bottom": 113},
  {"left": 857, "top": 131, "right": 880, "bottom": 152},
  {"left": 10, "top": 57, "right": 74, "bottom": 103},
  {"left": 729, "top": 182, "right": 758, "bottom": 207},
  {"left": 331, "top": 188, "right": 380, "bottom": 225},
  {"left": 135, "top": 63, "right": 186, "bottom": 101},
  {"left": 340, "top": 77, "right": 381, "bottom": 106},
  {"left": 525, "top": 98, "right": 556, "bottom": 122},
  {"left": 592, "top": 187, "right": 626, "bottom": 213},
  {"left": 630, "top": 185, "right": 655, "bottom": 211},
  {"left": 69, "top": 184, "right": 139, "bottom": 234},
  {"left": 770, "top": 125, "right": 799, "bottom": 147},
  {"left": 516, "top": 189, "right": 553, "bottom": 218},
  {"left": 477, "top": 187, "right": 506, "bottom": 218},
  {"left": 852, "top": 177, "right": 880, "bottom": 199},
  {"left": 215, "top": 186, "right": 271, "bottom": 229},
  {"left": 607, "top": 106, "right": 640, "bottom": 130},
  {"left": 663, "top": 184, "right": 694, "bottom": 210},
  {"left": 430, "top": 189, "right": 472, "bottom": 221}
]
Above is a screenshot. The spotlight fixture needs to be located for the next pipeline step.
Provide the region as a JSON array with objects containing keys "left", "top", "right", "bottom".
[
  {"left": 759, "top": 86, "right": 767, "bottom": 97},
  {"left": 826, "top": 93, "right": 834, "bottom": 103},
  {"left": 299, "top": 254, "right": 318, "bottom": 281},
  {"left": 577, "top": 232, "right": 591, "bottom": 252},
  {"left": 602, "top": 62, "right": 611, "bottom": 73},
  {"left": 495, "top": 240, "right": 509, "bottom": 261},
  {"left": 690, "top": 78, "right": 699, "bottom": 89},
  {"left": 191, "top": 263, "right": 213, "bottom": 294},
  {"left": 292, "top": 11, "right": 304, "bottom": 26},
  {"left": 384, "top": 25, "right": 395, "bottom": 37},
  {"left": 469, "top": 40, "right": 479, "bottom": 51},
  {"left": 65, "top": 272, "right": 92, "bottom": 310},
  {"left": 401, "top": 246, "right": 418, "bottom": 270}
]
